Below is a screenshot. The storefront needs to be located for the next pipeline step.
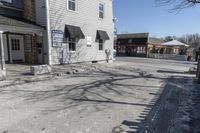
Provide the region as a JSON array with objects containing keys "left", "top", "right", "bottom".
[
  {"left": 0, "top": 15, "right": 44, "bottom": 80},
  {"left": 0, "top": 15, "right": 44, "bottom": 64},
  {"left": 116, "top": 33, "right": 149, "bottom": 57}
]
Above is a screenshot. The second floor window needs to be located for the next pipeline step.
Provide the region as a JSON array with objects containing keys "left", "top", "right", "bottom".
[
  {"left": 68, "top": 0, "right": 76, "bottom": 11},
  {"left": 69, "top": 38, "right": 76, "bottom": 51},
  {"left": 99, "top": 3, "right": 104, "bottom": 19}
]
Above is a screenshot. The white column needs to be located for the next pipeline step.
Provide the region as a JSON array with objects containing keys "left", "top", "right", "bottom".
[
  {"left": 45, "top": 0, "right": 52, "bottom": 65},
  {"left": 0, "top": 31, "right": 5, "bottom": 70}
]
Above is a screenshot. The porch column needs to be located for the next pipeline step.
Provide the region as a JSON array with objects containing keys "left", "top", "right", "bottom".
[{"left": 0, "top": 31, "right": 5, "bottom": 70}]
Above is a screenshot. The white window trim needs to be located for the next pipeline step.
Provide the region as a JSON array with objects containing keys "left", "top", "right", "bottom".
[
  {"left": 98, "top": 2, "right": 105, "bottom": 20},
  {"left": 67, "top": 0, "right": 78, "bottom": 13}
]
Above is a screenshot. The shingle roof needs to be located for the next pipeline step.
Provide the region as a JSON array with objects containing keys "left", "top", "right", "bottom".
[{"left": 161, "top": 40, "right": 189, "bottom": 47}]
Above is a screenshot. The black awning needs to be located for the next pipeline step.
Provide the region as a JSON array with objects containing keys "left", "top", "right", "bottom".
[
  {"left": 65, "top": 25, "right": 85, "bottom": 39},
  {"left": 96, "top": 30, "right": 110, "bottom": 40}
]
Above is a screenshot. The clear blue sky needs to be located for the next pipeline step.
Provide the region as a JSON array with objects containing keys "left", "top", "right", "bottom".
[{"left": 113, "top": 0, "right": 200, "bottom": 38}]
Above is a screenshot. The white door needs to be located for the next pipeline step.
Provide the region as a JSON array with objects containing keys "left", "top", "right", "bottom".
[{"left": 9, "top": 35, "right": 25, "bottom": 63}]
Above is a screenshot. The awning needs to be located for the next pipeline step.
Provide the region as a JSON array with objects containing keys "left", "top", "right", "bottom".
[
  {"left": 96, "top": 30, "right": 110, "bottom": 40},
  {"left": 65, "top": 25, "right": 85, "bottom": 39}
]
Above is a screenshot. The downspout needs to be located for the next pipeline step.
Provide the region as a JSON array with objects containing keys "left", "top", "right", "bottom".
[{"left": 45, "top": 0, "right": 52, "bottom": 65}]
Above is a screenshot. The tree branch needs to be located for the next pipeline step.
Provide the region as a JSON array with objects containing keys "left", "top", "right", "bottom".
[{"left": 155, "top": 0, "right": 200, "bottom": 10}]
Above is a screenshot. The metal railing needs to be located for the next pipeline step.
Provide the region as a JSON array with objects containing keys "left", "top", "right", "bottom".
[{"left": 148, "top": 53, "right": 187, "bottom": 61}]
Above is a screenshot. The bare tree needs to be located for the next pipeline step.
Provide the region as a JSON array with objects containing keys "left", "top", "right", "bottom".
[
  {"left": 155, "top": 0, "right": 200, "bottom": 10},
  {"left": 178, "top": 33, "right": 200, "bottom": 48},
  {"left": 164, "top": 36, "right": 177, "bottom": 42}
]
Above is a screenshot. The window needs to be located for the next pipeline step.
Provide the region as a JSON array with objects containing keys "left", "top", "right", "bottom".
[
  {"left": 128, "top": 39, "right": 132, "bottom": 44},
  {"left": 99, "top": 39, "right": 103, "bottom": 51},
  {"left": 142, "top": 47, "right": 146, "bottom": 54},
  {"left": 68, "top": 0, "right": 76, "bottom": 11},
  {"left": 99, "top": 3, "right": 104, "bottom": 19},
  {"left": 69, "top": 38, "right": 76, "bottom": 51},
  {"left": 11, "top": 39, "right": 20, "bottom": 51}
]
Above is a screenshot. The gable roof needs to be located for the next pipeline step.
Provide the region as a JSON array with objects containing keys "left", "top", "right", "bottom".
[{"left": 161, "top": 40, "right": 189, "bottom": 47}]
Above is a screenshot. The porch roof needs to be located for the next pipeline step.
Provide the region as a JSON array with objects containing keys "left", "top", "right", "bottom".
[
  {"left": 161, "top": 40, "right": 189, "bottom": 47},
  {"left": 0, "top": 15, "right": 44, "bottom": 34}
]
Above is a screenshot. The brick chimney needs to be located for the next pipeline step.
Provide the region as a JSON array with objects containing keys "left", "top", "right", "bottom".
[{"left": 23, "top": 0, "right": 36, "bottom": 22}]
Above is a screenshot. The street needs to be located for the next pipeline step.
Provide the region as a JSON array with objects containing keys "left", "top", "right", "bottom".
[{"left": 0, "top": 57, "right": 199, "bottom": 133}]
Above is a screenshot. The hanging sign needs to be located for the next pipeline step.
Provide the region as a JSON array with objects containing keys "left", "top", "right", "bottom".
[
  {"left": 52, "top": 30, "right": 64, "bottom": 47},
  {"left": 86, "top": 36, "right": 92, "bottom": 47}
]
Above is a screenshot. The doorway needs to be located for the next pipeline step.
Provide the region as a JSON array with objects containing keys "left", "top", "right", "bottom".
[{"left": 9, "top": 35, "right": 25, "bottom": 63}]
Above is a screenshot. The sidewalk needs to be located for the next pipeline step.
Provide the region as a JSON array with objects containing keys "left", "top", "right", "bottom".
[{"left": 0, "top": 63, "right": 99, "bottom": 88}]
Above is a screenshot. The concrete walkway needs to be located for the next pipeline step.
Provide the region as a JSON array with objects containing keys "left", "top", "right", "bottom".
[{"left": 0, "top": 63, "right": 98, "bottom": 88}]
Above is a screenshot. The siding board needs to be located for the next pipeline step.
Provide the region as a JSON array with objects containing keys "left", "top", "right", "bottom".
[{"left": 48, "top": 0, "right": 114, "bottom": 64}]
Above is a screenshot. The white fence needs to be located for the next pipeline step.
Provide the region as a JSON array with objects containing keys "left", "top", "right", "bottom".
[{"left": 149, "top": 53, "right": 187, "bottom": 61}]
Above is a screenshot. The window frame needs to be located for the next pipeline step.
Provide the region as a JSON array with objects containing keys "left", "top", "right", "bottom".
[
  {"left": 68, "top": 37, "right": 76, "bottom": 52},
  {"left": 11, "top": 39, "right": 20, "bottom": 51},
  {"left": 98, "top": 39, "right": 104, "bottom": 51},
  {"left": 128, "top": 39, "right": 132, "bottom": 44},
  {"left": 98, "top": 2, "right": 105, "bottom": 19},
  {"left": 67, "top": 0, "right": 78, "bottom": 12}
]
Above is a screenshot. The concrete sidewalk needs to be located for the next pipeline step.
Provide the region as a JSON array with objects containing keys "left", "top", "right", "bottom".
[{"left": 0, "top": 63, "right": 99, "bottom": 88}]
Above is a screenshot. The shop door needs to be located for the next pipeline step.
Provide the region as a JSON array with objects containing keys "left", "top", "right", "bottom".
[{"left": 9, "top": 35, "right": 25, "bottom": 63}]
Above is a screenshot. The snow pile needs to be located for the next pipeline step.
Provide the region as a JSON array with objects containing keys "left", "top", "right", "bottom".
[{"left": 170, "top": 79, "right": 200, "bottom": 133}]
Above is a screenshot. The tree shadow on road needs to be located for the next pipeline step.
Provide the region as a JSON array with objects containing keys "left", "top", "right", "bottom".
[
  {"left": 119, "top": 76, "right": 192, "bottom": 133},
  {"left": 1, "top": 66, "right": 188, "bottom": 133},
  {"left": 0, "top": 67, "right": 167, "bottom": 113}
]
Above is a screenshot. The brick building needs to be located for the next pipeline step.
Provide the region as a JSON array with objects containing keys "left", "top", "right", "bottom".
[
  {"left": 0, "top": 0, "right": 44, "bottom": 65},
  {"left": 116, "top": 33, "right": 164, "bottom": 57},
  {"left": 0, "top": 0, "right": 45, "bottom": 80},
  {"left": 116, "top": 33, "right": 148, "bottom": 57}
]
